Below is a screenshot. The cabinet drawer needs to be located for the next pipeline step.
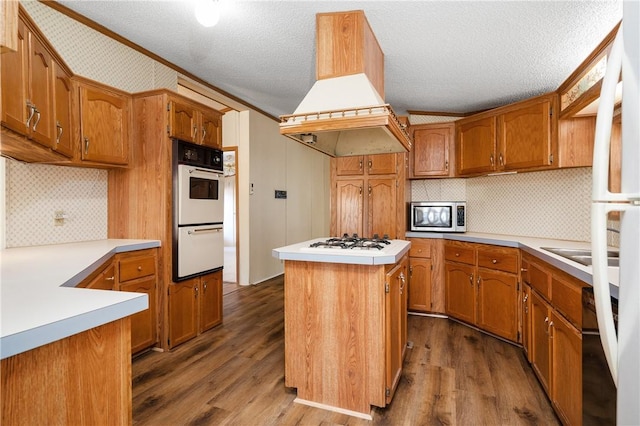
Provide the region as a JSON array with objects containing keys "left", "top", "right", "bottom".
[
  {"left": 523, "top": 254, "right": 551, "bottom": 299},
  {"left": 551, "top": 275, "right": 584, "bottom": 328},
  {"left": 444, "top": 243, "right": 475, "bottom": 265},
  {"left": 477, "top": 247, "right": 519, "bottom": 273},
  {"left": 408, "top": 238, "right": 431, "bottom": 258},
  {"left": 119, "top": 254, "right": 156, "bottom": 282}
]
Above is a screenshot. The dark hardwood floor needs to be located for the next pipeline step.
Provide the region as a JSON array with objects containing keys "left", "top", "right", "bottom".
[{"left": 132, "top": 276, "right": 559, "bottom": 425}]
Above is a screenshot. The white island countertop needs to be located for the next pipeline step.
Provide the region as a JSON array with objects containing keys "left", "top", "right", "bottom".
[
  {"left": 1, "top": 239, "right": 161, "bottom": 360},
  {"left": 273, "top": 238, "right": 411, "bottom": 265}
]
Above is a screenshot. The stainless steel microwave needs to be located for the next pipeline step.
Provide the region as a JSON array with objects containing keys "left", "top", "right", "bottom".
[{"left": 409, "top": 201, "right": 467, "bottom": 233}]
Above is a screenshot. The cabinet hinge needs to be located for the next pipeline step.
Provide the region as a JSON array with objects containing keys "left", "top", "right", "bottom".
[
  {"left": 549, "top": 106, "right": 553, "bottom": 117},
  {"left": 166, "top": 125, "right": 170, "bottom": 135},
  {"left": 430, "top": 264, "right": 433, "bottom": 271},
  {"left": 549, "top": 153, "right": 554, "bottom": 164},
  {"left": 385, "top": 387, "right": 391, "bottom": 398},
  {"left": 167, "top": 102, "right": 170, "bottom": 112},
  {"left": 517, "top": 281, "right": 520, "bottom": 291},
  {"left": 517, "top": 331, "right": 521, "bottom": 341},
  {"left": 385, "top": 282, "right": 390, "bottom": 293}
]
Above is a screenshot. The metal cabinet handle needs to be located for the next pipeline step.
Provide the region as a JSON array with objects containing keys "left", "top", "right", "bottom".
[
  {"left": 137, "top": 266, "right": 142, "bottom": 271},
  {"left": 523, "top": 294, "right": 529, "bottom": 302},
  {"left": 368, "top": 159, "right": 372, "bottom": 169},
  {"left": 469, "top": 274, "right": 474, "bottom": 285},
  {"left": 492, "top": 259, "right": 498, "bottom": 264},
  {"left": 202, "top": 127, "right": 206, "bottom": 141},
  {"left": 445, "top": 160, "right": 449, "bottom": 171},
  {"left": 455, "top": 252, "right": 460, "bottom": 257},
  {"left": 84, "top": 137, "right": 90, "bottom": 154},
  {"left": 359, "top": 159, "right": 363, "bottom": 170},
  {"left": 56, "top": 121, "right": 63, "bottom": 144},
  {"left": 203, "top": 281, "right": 208, "bottom": 291},
  {"left": 25, "top": 101, "right": 35, "bottom": 127},
  {"left": 477, "top": 276, "right": 481, "bottom": 285},
  {"left": 549, "top": 321, "right": 554, "bottom": 338},
  {"left": 193, "top": 125, "right": 198, "bottom": 139},
  {"left": 490, "top": 154, "right": 494, "bottom": 166},
  {"left": 105, "top": 276, "right": 115, "bottom": 281},
  {"left": 521, "top": 267, "right": 528, "bottom": 272},
  {"left": 194, "top": 285, "right": 199, "bottom": 297},
  {"left": 359, "top": 186, "right": 362, "bottom": 195},
  {"left": 499, "top": 153, "right": 504, "bottom": 166},
  {"left": 32, "top": 109, "right": 41, "bottom": 131},
  {"left": 368, "top": 186, "right": 372, "bottom": 196},
  {"left": 399, "top": 272, "right": 406, "bottom": 293}
]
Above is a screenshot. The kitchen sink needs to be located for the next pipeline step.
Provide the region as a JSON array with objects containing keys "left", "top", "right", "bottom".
[{"left": 541, "top": 247, "right": 619, "bottom": 267}]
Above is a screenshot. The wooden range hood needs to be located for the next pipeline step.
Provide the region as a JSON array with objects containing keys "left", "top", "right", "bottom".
[{"left": 279, "top": 10, "right": 411, "bottom": 157}]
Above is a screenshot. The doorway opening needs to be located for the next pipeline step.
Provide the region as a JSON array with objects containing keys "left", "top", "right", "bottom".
[{"left": 223, "top": 148, "right": 239, "bottom": 294}]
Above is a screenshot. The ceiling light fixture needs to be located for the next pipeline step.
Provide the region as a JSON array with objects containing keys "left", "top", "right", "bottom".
[{"left": 195, "top": 0, "right": 221, "bottom": 28}]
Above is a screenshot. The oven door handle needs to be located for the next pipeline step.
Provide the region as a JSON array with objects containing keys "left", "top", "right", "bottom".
[
  {"left": 188, "top": 167, "right": 223, "bottom": 176},
  {"left": 188, "top": 227, "right": 222, "bottom": 234}
]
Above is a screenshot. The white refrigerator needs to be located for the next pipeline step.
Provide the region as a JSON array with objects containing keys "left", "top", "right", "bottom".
[{"left": 591, "top": 1, "right": 640, "bottom": 424}]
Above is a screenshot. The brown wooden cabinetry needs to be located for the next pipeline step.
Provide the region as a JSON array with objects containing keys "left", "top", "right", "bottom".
[
  {"left": 1, "top": 9, "right": 73, "bottom": 161},
  {"left": 116, "top": 249, "right": 158, "bottom": 354},
  {"left": 444, "top": 241, "right": 520, "bottom": 342},
  {"left": 79, "top": 260, "right": 116, "bottom": 290},
  {"left": 168, "top": 270, "right": 222, "bottom": 349},
  {"left": 409, "top": 123, "right": 455, "bottom": 178},
  {"left": 109, "top": 90, "right": 224, "bottom": 351},
  {"left": 522, "top": 283, "right": 532, "bottom": 361},
  {"left": 168, "top": 97, "right": 222, "bottom": 148},
  {"left": 456, "top": 94, "right": 556, "bottom": 176},
  {"left": 407, "top": 238, "right": 432, "bottom": 312},
  {"left": 331, "top": 153, "right": 405, "bottom": 239},
  {"left": 522, "top": 251, "right": 586, "bottom": 426},
  {"left": 1, "top": 0, "right": 19, "bottom": 53},
  {"left": 76, "top": 77, "right": 130, "bottom": 165},
  {"left": 385, "top": 255, "right": 408, "bottom": 404},
  {"left": 283, "top": 254, "right": 408, "bottom": 415}
]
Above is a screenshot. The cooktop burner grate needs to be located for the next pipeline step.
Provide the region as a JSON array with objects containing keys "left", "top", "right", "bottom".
[{"left": 310, "top": 234, "right": 391, "bottom": 250}]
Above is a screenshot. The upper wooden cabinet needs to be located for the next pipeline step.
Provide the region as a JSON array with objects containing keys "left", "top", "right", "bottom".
[
  {"left": 409, "top": 123, "right": 455, "bottom": 178},
  {"left": 76, "top": 77, "right": 131, "bottom": 165},
  {"left": 0, "top": 0, "right": 19, "bottom": 53},
  {"left": 168, "top": 97, "right": 222, "bottom": 148},
  {"left": 335, "top": 153, "right": 396, "bottom": 176},
  {"left": 456, "top": 94, "right": 556, "bottom": 176},
  {"left": 1, "top": 11, "right": 73, "bottom": 160}
]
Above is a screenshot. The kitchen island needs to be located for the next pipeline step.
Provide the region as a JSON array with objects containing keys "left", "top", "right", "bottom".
[
  {"left": 273, "top": 237, "right": 410, "bottom": 419},
  {"left": 1, "top": 239, "right": 160, "bottom": 425}
]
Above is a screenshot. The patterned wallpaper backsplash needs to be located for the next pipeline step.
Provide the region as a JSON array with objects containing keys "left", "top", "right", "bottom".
[
  {"left": 412, "top": 168, "right": 593, "bottom": 242},
  {"left": 4, "top": 160, "right": 108, "bottom": 248}
]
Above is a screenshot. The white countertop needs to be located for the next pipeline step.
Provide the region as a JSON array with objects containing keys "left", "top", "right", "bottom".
[
  {"left": 0, "top": 239, "right": 161, "bottom": 360},
  {"left": 406, "top": 231, "right": 620, "bottom": 298},
  {"left": 273, "top": 238, "right": 411, "bottom": 265}
]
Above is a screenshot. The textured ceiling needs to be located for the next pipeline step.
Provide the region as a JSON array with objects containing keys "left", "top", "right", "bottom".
[{"left": 55, "top": 0, "right": 622, "bottom": 117}]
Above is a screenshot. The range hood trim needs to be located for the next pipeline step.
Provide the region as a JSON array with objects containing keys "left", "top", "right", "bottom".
[{"left": 280, "top": 103, "right": 411, "bottom": 157}]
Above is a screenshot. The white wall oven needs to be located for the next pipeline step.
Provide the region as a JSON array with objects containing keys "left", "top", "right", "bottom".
[{"left": 173, "top": 140, "right": 224, "bottom": 281}]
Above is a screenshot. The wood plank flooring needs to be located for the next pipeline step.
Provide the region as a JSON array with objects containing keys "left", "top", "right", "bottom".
[{"left": 132, "top": 275, "right": 559, "bottom": 425}]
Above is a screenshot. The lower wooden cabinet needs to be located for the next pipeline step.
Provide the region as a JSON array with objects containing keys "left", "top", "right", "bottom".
[
  {"left": 168, "top": 270, "right": 222, "bottom": 349},
  {"left": 385, "top": 256, "right": 408, "bottom": 404},
  {"left": 444, "top": 241, "right": 520, "bottom": 342},
  {"left": 522, "top": 283, "right": 532, "bottom": 361},
  {"left": 80, "top": 260, "right": 116, "bottom": 290}
]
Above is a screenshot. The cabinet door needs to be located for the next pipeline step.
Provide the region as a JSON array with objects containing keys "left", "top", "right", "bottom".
[
  {"left": 168, "top": 100, "right": 198, "bottom": 143},
  {"left": 550, "top": 310, "right": 582, "bottom": 426},
  {"left": 120, "top": 277, "right": 157, "bottom": 354},
  {"left": 522, "top": 284, "right": 532, "bottom": 361},
  {"left": 335, "top": 156, "right": 364, "bottom": 175},
  {"left": 168, "top": 280, "right": 198, "bottom": 349},
  {"left": 408, "top": 257, "right": 431, "bottom": 312},
  {"left": 499, "top": 99, "right": 553, "bottom": 170},
  {"left": 411, "top": 124, "right": 452, "bottom": 177},
  {"left": 1, "top": 19, "right": 28, "bottom": 135},
  {"left": 199, "top": 271, "right": 222, "bottom": 332},
  {"left": 385, "top": 258, "right": 407, "bottom": 404},
  {"left": 51, "top": 62, "right": 73, "bottom": 157},
  {"left": 368, "top": 178, "right": 396, "bottom": 239},
  {"left": 445, "top": 262, "right": 476, "bottom": 324},
  {"left": 476, "top": 268, "right": 518, "bottom": 341},
  {"left": 199, "top": 109, "right": 222, "bottom": 148},
  {"left": 27, "top": 32, "right": 54, "bottom": 148},
  {"left": 456, "top": 116, "right": 496, "bottom": 175},
  {"left": 335, "top": 179, "right": 363, "bottom": 237},
  {"left": 79, "top": 83, "right": 129, "bottom": 164},
  {"left": 84, "top": 262, "right": 116, "bottom": 290},
  {"left": 530, "top": 290, "right": 551, "bottom": 394},
  {"left": 367, "top": 153, "right": 396, "bottom": 175}
]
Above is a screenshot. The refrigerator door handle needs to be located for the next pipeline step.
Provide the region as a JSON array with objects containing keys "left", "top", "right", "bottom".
[{"left": 591, "top": 24, "right": 626, "bottom": 387}]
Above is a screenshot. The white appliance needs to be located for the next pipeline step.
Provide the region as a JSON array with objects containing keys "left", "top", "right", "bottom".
[
  {"left": 591, "top": 2, "right": 640, "bottom": 424},
  {"left": 173, "top": 140, "right": 225, "bottom": 281}
]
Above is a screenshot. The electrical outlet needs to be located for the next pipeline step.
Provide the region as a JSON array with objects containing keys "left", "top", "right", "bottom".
[{"left": 54, "top": 210, "right": 67, "bottom": 226}]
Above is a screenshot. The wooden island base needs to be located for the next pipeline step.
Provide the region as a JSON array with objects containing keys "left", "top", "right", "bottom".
[{"left": 283, "top": 257, "right": 408, "bottom": 418}]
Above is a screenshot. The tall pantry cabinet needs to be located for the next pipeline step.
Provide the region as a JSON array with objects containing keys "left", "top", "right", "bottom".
[
  {"left": 330, "top": 153, "right": 407, "bottom": 239},
  {"left": 108, "top": 89, "right": 223, "bottom": 351}
]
